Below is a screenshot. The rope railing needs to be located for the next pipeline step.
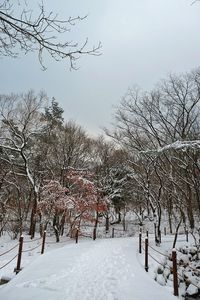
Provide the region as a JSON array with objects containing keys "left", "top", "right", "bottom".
[
  {"left": 79, "top": 233, "right": 92, "bottom": 238},
  {"left": 55, "top": 239, "right": 71, "bottom": 244},
  {"left": 139, "top": 234, "right": 200, "bottom": 297},
  {"left": 45, "top": 239, "right": 69, "bottom": 244},
  {"left": 174, "top": 248, "right": 200, "bottom": 275},
  {"left": 147, "top": 252, "right": 171, "bottom": 271},
  {"left": 148, "top": 244, "right": 169, "bottom": 258},
  {"left": 22, "top": 243, "right": 42, "bottom": 253},
  {"left": 0, "top": 227, "right": 118, "bottom": 276},
  {"left": 112, "top": 228, "right": 126, "bottom": 232},
  {"left": 161, "top": 239, "right": 186, "bottom": 244},
  {"left": 176, "top": 268, "right": 200, "bottom": 290},
  {"left": 0, "top": 236, "right": 44, "bottom": 273},
  {"left": 0, "top": 254, "right": 18, "bottom": 270},
  {"left": 0, "top": 243, "right": 19, "bottom": 257},
  {"left": 45, "top": 238, "right": 69, "bottom": 244},
  {"left": 184, "top": 277, "right": 200, "bottom": 290},
  {"left": 45, "top": 240, "right": 58, "bottom": 244},
  {"left": 185, "top": 264, "right": 200, "bottom": 274},
  {"left": 23, "top": 237, "right": 41, "bottom": 243}
]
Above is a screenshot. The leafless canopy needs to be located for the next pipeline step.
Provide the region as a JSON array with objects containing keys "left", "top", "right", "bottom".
[{"left": 0, "top": 0, "right": 101, "bottom": 69}]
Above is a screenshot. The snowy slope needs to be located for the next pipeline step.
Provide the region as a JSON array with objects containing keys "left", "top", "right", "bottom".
[{"left": 0, "top": 237, "right": 176, "bottom": 300}]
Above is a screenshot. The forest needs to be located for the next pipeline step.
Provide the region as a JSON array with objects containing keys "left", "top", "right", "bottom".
[{"left": 0, "top": 68, "right": 200, "bottom": 245}]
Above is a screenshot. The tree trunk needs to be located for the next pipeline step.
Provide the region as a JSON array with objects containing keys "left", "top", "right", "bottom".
[
  {"left": 173, "top": 217, "right": 182, "bottom": 249},
  {"left": 186, "top": 183, "right": 195, "bottom": 229},
  {"left": 167, "top": 197, "right": 173, "bottom": 234},
  {"left": 53, "top": 213, "right": 60, "bottom": 242},
  {"left": 94, "top": 211, "right": 99, "bottom": 236},
  {"left": 105, "top": 214, "right": 109, "bottom": 233},
  {"left": 29, "top": 196, "right": 37, "bottom": 239},
  {"left": 59, "top": 215, "right": 65, "bottom": 236},
  {"left": 157, "top": 204, "right": 162, "bottom": 244}
]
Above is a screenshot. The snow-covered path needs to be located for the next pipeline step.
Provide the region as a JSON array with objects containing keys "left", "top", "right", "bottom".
[{"left": 0, "top": 237, "right": 176, "bottom": 300}]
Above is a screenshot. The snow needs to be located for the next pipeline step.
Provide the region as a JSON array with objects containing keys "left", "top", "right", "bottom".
[
  {"left": 140, "top": 140, "right": 200, "bottom": 155},
  {"left": 186, "top": 284, "right": 199, "bottom": 296},
  {"left": 0, "top": 237, "right": 177, "bottom": 300},
  {"left": 156, "top": 274, "right": 166, "bottom": 286},
  {"left": 157, "top": 140, "right": 200, "bottom": 152}
]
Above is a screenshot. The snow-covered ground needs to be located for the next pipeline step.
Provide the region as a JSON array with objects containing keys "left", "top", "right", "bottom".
[{"left": 0, "top": 236, "right": 177, "bottom": 300}]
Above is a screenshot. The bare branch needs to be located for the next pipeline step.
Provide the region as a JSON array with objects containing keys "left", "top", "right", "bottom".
[{"left": 0, "top": 1, "right": 102, "bottom": 69}]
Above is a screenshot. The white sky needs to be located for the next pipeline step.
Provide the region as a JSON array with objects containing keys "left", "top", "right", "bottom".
[{"left": 1, "top": 0, "right": 200, "bottom": 136}]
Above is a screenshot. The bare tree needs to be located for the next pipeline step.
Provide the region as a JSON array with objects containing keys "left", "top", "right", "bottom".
[
  {"left": 40, "top": 118, "right": 93, "bottom": 185},
  {"left": 108, "top": 68, "right": 200, "bottom": 233},
  {"left": 0, "top": 0, "right": 101, "bottom": 69},
  {"left": 0, "top": 90, "right": 46, "bottom": 237}
]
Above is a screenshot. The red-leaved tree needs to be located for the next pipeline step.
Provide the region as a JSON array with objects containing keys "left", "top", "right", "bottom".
[
  {"left": 38, "top": 180, "right": 73, "bottom": 241},
  {"left": 38, "top": 170, "right": 108, "bottom": 241},
  {"left": 66, "top": 169, "right": 108, "bottom": 237}
]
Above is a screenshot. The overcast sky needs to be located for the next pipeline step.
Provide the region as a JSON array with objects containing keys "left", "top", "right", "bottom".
[{"left": 1, "top": 0, "right": 200, "bottom": 136}]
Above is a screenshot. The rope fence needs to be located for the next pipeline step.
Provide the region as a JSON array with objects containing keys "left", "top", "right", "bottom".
[
  {"left": 176, "top": 268, "right": 200, "bottom": 291},
  {"left": 139, "top": 233, "right": 200, "bottom": 297},
  {"left": 0, "top": 224, "right": 129, "bottom": 282},
  {"left": 23, "top": 237, "right": 41, "bottom": 243},
  {"left": 147, "top": 252, "right": 171, "bottom": 271},
  {"left": 0, "top": 254, "right": 18, "bottom": 270},
  {"left": 0, "top": 226, "right": 199, "bottom": 298},
  {"left": 148, "top": 244, "right": 169, "bottom": 258},
  {"left": 0, "top": 226, "right": 99, "bottom": 276},
  {"left": 22, "top": 243, "right": 42, "bottom": 253},
  {"left": 45, "top": 240, "right": 58, "bottom": 244},
  {"left": 184, "top": 277, "right": 200, "bottom": 290},
  {"left": 79, "top": 233, "right": 92, "bottom": 238},
  {"left": 0, "top": 243, "right": 19, "bottom": 257},
  {"left": 45, "top": 239, "right": 73, "bottom": 245},
  {"left": 0, "top": 234, "right": 46, "bottom": 274},
  {"left": 185, "top": 264, "right": 200, "bottom": 274}
]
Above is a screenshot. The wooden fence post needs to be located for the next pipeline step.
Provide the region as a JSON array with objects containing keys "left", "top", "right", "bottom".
[
  {"left": 41, "top": 230, "right": 46, "bottom": 254},
  {"left": 15, "top": 235, "right": 23, "bottom": 274},
  {"left": 172, "top": 249, "right": 179, "bottom": 297},
  {"left": 93, "top": 228, "right": 96, "bottom": 240},
  {"left": 75, "top": 228, "right": 79, "bottom": 244},
  {"left": 139, "top": 232, "right": 142, "bottom": 254},
  {"left": 112, "top": 228, "right": 115, "bottom": 238},
  {"left": 145, "top": 237, "right": 148, "bottom": 272}
]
